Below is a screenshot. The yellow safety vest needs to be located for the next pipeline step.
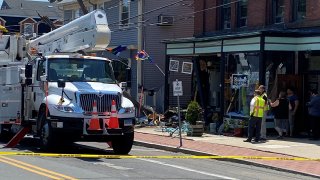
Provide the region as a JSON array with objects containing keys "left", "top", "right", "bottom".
[{"left": 253, "top": 96, "right": 266, "bottom": 117}]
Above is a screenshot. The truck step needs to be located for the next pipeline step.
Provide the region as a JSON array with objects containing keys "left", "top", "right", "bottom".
[{"left": 5, "top": 126, "right": 31, "bottom": 148}]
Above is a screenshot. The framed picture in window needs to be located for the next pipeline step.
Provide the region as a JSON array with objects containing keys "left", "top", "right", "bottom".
[
  {"left": 169, "top": 59, "right": 179, "bottom": 72},
  {"left": 182, "top": 62, "right": 193, "bottom": 74}
]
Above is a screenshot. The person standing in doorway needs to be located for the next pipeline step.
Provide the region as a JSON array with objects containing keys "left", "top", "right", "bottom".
[
  {"left": 269, "top": 91, "right": 289, "bottom": 139},
  {"left": 244, "top": 90, "right": 266, "bottom": 143},
  {"left": 258, "top": 85, "right": 268, "bottom": 141},
  {"left": 307, "top": 89, "right": 320, "bottom": 140},
  {"left": 287, "top": 87, "right": 299, "bottom": 137}
]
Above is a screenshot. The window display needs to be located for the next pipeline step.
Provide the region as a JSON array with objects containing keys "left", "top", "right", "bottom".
[{"left": 224, "top": 53, "right": 260, "bottom": 117}]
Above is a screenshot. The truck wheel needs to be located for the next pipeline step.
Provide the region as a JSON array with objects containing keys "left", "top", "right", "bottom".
[
  {"left": 39, "top": 111, "right": 57, "bottom": 150},
  {"left": 0, "top": 124, "right": 4, "bottom": 140},
  {"left": 0, "top": 124, "right": 13, "bottom": 142},
  {"left": 112, "top": 132, "right": 134, "bottom": 155}
]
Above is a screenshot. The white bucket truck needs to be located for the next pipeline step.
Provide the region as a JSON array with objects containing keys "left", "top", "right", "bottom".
[{"left": 0, "top": 10, "right": 135, "bottom": 154}]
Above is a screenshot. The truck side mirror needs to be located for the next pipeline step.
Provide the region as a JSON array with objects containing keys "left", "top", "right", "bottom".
[
  {"left": 57, "top": 80, "right": 66, "bottom": 88},
  {"left": 119, "top": 82, "right": 127, "bottom": 89},
  {"left": 40, "top": 75, "right": 47, "bottom": 81},
  {"left": 25, "top": 64, "right": 32, "bottom": 78},
  {"left": 25, "top": 64, "right": 33, "bottom": 85},
  {"left": 126, "top": 68, "right": 131, "bottom": 88}
]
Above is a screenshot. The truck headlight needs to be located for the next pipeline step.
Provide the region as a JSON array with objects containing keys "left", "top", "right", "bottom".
[
  {"left": 54, "top": 105, "right": 74, "bottom": 113},
  {"left": 119, "top": 107, "right": 135, "bottom": 114}
]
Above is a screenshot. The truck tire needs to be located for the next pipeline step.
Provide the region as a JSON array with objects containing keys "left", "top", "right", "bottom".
[
  {"left": 39, "top": 111, "right": 57, "bottom": 150},
  {"left": 0, "top": 124, "right": 13, "bottom": 142},
  {"left": 112, "top": 132, "right": 134, "bottom": 155},
  {"left": 0, "top": 124, "right": 5, "bottom": 141}
]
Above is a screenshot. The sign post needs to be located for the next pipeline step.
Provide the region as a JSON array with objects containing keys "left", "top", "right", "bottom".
[{"left": 173, "top": 79, "right": 183, "bottom": 147}]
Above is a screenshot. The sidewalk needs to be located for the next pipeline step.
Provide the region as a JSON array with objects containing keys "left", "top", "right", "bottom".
[{"left": 134, "top": 126, "right": 320, "bottom": 178}]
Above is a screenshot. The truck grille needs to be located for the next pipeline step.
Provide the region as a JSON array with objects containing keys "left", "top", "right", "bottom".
[{"left": 79, "top": 93, "right": 121, "bottom": 113}]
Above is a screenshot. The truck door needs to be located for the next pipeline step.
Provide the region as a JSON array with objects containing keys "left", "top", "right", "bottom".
[{"left": 33, "top": 59, "right": 46, "bottom": 110}]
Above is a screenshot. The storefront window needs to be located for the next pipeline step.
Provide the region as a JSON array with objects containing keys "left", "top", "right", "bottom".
[
  {"left": 265, "top": 52, "right": 295, "bottom": 100},
  {"left": 308, "top": 56, "right": 320, "bottom": 71},
  {"left": 224, "top": 53, "right": 260, "bottom": 117},
  {"left": 306, "top": 56, "right": 320, "bottom": 93}
]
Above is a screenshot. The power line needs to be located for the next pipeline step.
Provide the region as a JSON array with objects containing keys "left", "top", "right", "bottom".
[
  {"left": 107, "top": 0, "right": 188, "bottom": 27},
  {"left": 109, "top": 0, "right": 243, "bottom": 27},
  {"left": 109, "top": 0, "right": 242, "bottom": 34}
]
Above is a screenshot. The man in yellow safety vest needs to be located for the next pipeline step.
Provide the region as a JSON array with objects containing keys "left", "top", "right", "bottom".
[{"left": 244, "top": 89, "right": 266, "bottom": 143}]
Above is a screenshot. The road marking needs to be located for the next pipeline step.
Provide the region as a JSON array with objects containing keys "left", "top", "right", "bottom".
[
  {"left": 138, "top": 158, "right": 238, "bottom": 180},
  {"left": 0, "top": 158, "right": 61, "bottom": 180},
  {"left": 93, "top": 162, "right": 133, "bottom": 170},
  {"left": 0, "top": 152, "right": 318, "bottom": 161},
  {"left": 0, "top": 156, "right": 77, "bottom": 180}
]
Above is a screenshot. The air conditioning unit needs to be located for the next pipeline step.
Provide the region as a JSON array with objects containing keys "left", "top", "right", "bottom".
[{"left": 157, "top": 15, "right": 174, "bottom": 26}]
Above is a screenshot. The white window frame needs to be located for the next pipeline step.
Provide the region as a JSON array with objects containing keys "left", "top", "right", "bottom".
[
  {"left": 24, "top": 23, "right": 34, "bottom": 36},
  {"left": 74, "top": 9, "right": 81, "bottom": 19},
  {"left": 119, "top": 0, "right": 130, "bottom": 28},
  {"left": 88, "top": 6, "right": 94, "bottom": 12},
  {"left": 63, "top": 9, "right": 73, "bottom": 24}
]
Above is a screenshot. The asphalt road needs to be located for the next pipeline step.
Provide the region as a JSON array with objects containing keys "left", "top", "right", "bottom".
[{"left": 0, "top": 137, "right": 318, "bottom": 180}]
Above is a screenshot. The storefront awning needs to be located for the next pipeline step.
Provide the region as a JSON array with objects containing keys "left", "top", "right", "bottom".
[
  {"left": 165, "top": 30, "right": 320, "bottom": 55},
  {"left": 265, "top": 36, "right": 320, "bottom": 51}
]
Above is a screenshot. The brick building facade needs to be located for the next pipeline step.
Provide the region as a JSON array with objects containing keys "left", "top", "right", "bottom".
[{"left": 164, "top": 0, "right": 320, "bottom": 135}]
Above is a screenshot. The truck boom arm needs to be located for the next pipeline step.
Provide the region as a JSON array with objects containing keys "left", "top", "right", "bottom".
[{"left": 28, "top": 9, "right": 110, "bottom": 55}]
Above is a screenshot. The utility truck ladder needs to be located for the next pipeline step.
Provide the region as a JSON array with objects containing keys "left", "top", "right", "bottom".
[{"left": 4, "top": 10, "right": 111, "bottom": 148}]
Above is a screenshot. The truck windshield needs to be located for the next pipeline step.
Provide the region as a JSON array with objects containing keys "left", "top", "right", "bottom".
[{"left": 47, "top": 58, "right": 116, "bottom": 83}]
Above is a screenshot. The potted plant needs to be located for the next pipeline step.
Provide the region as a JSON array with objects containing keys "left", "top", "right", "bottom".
[
  {"left": 233, "top": 119, "right": 247, "bottom": 137},
  {"left": 185, "top": 101, "right": 203, "bottom": 136}
]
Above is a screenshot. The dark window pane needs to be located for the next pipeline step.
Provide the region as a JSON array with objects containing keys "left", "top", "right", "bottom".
[
  {"left": 238, "top": 0, "right": 247, "bottom": 27},
  {"left": 273, "top": 0, "right": 284, "bottom": 23},
  {"left": 120, "top": 0, "right": 130, "bottom": 26},
  {"left": 222, "top": 0, "right": 231, "bottom": 29},
  {"left": 297, "top": 0, "right": 306, "bottom": 20}
]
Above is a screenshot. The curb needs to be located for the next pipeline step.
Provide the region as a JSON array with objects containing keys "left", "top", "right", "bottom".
[
  {"left": 133, "top": 140, "right": 320, "bottom": 179},
  {"left": 135, "top": 131, "right": 314, "bottom": 159}
]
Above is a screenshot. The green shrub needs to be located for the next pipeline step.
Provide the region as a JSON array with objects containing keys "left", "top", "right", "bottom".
[{"left": 186, "top": 101, "right": 201, "bottom": 125}]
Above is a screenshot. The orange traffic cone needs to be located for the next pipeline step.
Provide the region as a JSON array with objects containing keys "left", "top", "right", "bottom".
[
  {"left": 88, "top": 100, "right": 102, "bottom": 130},
  {"left": 108, "top": 100, "right": 119, "bottom": 128}
]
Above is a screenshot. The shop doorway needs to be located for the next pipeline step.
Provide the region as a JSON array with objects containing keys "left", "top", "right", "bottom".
[
  {"left": 276, "top": 75, "right": 305, "bottom": 134},
  {"left": 194, "top": 56, "right": 221, "bottom": 125}
]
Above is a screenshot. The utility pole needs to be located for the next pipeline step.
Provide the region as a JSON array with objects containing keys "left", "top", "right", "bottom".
[{"left": 137, "top": 0, "right": 143, "bottom": 102}]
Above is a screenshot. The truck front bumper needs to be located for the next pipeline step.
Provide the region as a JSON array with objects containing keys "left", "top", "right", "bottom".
[{"left": 48, "top": 116, "right": 135, "bottom": 141}]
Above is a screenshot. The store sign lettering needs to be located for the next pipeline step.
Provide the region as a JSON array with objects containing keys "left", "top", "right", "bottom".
[{"left": 232, "top": 74, "right": 249, "bottom": 88}]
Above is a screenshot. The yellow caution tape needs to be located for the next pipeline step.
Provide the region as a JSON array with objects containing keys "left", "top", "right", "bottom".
[{"left": 0, "top": 152, "right": 319, "bottom": 161}]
